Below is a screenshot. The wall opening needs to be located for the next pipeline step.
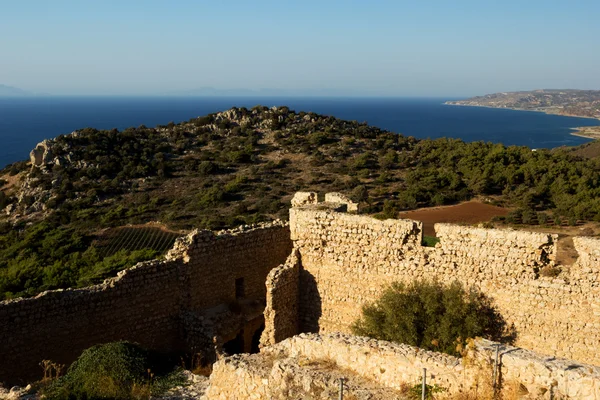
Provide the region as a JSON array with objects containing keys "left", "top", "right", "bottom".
[
  {"left": 250, "top": 324, "right": 265, "bottom": 354},
  {"left": 223, "top": 331, "right": 244, "bottom": 355},
  {"left": 555, "top": 236, "right": 579, "bottom": 266},
  {"left": 235, "top": 277, "right": 245, "bottom": 299}
]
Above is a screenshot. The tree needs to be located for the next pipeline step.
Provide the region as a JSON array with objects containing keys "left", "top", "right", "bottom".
[{"left": 352, "top": 280, "right": 511, "bottom": 356}]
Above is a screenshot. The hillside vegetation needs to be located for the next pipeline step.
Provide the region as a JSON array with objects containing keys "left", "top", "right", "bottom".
[{"left": 2, "top": 105, "right": 600, "bottom": 299}]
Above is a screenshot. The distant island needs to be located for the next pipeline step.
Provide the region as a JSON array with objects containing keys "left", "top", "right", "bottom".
[
  {"left": 446, "top": 89, "right": 600, "bottom": 139},
  {"left": 0, "top": 84, "right": 32, "bottom": 97}
]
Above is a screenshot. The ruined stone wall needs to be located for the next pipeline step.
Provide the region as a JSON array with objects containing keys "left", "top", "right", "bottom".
[
  {"left": 290, "top": 204, "right": 600, "bottom": 365},
  {"left": 260, "top": 249, "right": 300, "bottom": 348},
  {"left": 0, "top": 223, "right": 291, "bottom": 386},
  {"left": 206, "top": 333, "right": 600, "bottom": 399},
  {"left": 178, "top": 224, "right": 292, "bottom": 311}
]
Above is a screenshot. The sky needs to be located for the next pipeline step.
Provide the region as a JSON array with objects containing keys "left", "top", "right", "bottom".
[{"left": 1, "top": 0, "right": 599, "bottom": 97}]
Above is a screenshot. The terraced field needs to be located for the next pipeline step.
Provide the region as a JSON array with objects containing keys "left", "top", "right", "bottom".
[{"left": 93, "top": 226, "right": 182, "bottom": 258}]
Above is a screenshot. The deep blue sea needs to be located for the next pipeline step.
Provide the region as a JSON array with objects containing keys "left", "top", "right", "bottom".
[{"left": 1, "top": 96, "right": 599, "bottom": 169}]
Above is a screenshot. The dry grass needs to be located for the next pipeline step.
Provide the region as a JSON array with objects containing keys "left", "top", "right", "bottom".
[{"left": 39, "top": 359, "right": 65, "bottom": 382}]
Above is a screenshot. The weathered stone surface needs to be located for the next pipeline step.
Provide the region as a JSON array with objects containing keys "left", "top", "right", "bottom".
[
  {"left": 287, "top": 194, "right": 600, "bottom": 366},
  {"left": 260, "top": 249, "right": 300, "bottom": 348},
  {"left": 324, "top": 192, "right": 359, "bottom": 212},
  {"left": 290, "top": 191, "right": 318, "bottom": 207},
  {"left": 0, "top": 222, "right": 292, "bottom": 386},
  {"left": 29, "top": 140, "right": 53, "bottom": 167},
  {"left": 206, "top": 333, "right": 600, "bottom": 399}
]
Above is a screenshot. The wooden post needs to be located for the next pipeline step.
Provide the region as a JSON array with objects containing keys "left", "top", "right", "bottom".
[
  {"left": 422, "top": 368, "right": 427, "bottom": 400},
  {"left": 492, "top": 344, "right": 500, "bottom": 396}
]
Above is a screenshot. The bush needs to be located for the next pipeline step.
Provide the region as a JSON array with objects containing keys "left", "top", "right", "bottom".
[
  {"left": 351, "top": 280, "right": 511, "bottom": 356},
  {"left": 421, "top": 235, "right": 440, "bottom": 247},
  {"left": 43, "top": 342, "right": 185, "bottom": 400},
  {"left": 198, "top": 160, "right": 218, "bottom": 176}
]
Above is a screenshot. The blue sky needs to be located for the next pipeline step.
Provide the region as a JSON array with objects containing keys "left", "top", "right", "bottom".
[{"left": 1, "top": 0, "right": 599, "bottom": 96}]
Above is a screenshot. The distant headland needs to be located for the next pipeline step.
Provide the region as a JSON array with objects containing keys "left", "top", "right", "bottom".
[
  {"left": 446, "top": 89, "right": 600, "bottom": 139},
  {"left": 0, "top": 84, "right": 32, "bottom": 97}
]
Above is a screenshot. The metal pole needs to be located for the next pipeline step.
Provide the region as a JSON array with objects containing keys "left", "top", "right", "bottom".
[
  {"left": 339, "top": 377, "right": 344, "bottom": 400},
  {"left": 492, "top": 344, "right": 499, "bottom": 393},
  {"left": 422, "top": 368, "right": 427, "bottom": 400}
]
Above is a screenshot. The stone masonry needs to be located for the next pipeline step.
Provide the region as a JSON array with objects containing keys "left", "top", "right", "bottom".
[
  {"left": 205, "top": 333, "right": 600, "bottom": 399},
  {"left": 0, "top": 222, "right": 292, "bottom": 386},
  {"left": 276, "top": 192, "right": 600, "bottom": 366},
  {"left": 260, "top": 249, "right": 300, "bottom": 348}
]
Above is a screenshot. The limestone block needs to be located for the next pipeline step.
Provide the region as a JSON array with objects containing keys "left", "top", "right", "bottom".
[
  {"left": 291, "top": 192, "right": 318, "bottom": 207},
  {"left": 324, "top": 192, "right": 359, "bottom": 212}
]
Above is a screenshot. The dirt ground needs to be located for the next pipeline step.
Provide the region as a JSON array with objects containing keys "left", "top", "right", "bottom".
[
  {"left": 0, "top": 171, "right": 25, "bottom": 193},
  {"left": 398, "top": 200, "right": 509, "bottom": 236},
  {"left": 398, "top": 200, "right": 600, "bottom": 266}
]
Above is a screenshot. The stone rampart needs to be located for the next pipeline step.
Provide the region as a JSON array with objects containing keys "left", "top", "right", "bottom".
[
  {"left": 289, "top": 199, "right": 600, "bottom": 365},
  {"left": 260, "top": 249, "right": 300, "bottom": 348},
  {"left": 0, "top": 222, "right": 291, "bottom": 386}
]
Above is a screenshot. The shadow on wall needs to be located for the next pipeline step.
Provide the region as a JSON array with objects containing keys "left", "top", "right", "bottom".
[{"left": 299, "top": 268, "right": 322, "bottom": 333}]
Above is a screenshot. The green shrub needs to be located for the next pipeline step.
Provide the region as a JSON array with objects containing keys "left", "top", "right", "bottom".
[
  {"left": 198, "top": 160, "right": 218, "bottom": 176},
  {"left": 351, "top": 280, "right": 511, "bottom": 356},
  {"left": 43, "top": 342, "right": 185, "bottom": 400},
  {"left": 421, "top": 235, "right": 440, "bottom": 247}
]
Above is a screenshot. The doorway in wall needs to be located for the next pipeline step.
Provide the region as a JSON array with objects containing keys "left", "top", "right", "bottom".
[
  {"left": 250, "top": 324, "right": 265, "bottom": 353},
  {"left": 222, "top": 331, "right": 244, "bottom": 355}
]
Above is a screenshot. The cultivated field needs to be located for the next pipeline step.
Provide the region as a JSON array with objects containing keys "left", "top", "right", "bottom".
[
  {"left": 398, "top": 200, "right": 509, "bottom": 236},
  {"left": 93, "top": 225, "right": 183, "bottom": 258}
]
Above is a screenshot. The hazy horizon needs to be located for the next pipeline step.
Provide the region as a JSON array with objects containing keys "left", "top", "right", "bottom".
[
  {"left": 2, "top": 84, "right": 600, "bottom": 99},
  {"left": 2, "top": 1, "right": 599, "bottom": 97}
]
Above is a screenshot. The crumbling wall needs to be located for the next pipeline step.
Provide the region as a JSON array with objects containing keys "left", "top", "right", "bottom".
[
  {"left": 0, "top": 259, "right": 183, "bottom": 386},
  {"left": 324, "top": 192, "right": 359, "bottom": 212},
  {"left": 206, "top": 333, "right": 600, "bottom": 399},
  {"left": 290, "top": 200, "right": 600, "bottom": 365},
  {"left": 260, "top": 249, "right": 300, "bottom": 348},
  {"left": 0, "top": 222, "right": 291, "bottom": 386},
  {"left": 179, "top": 224, "right": 293, "bottom": 311},
  {"left": 291, "top": 207, "right": 424, "bottom": 334}
]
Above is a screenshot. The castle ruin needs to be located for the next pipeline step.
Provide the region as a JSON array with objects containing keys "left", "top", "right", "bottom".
[{"left": 2, "top": 192, "right": 600, "bottom": 397}]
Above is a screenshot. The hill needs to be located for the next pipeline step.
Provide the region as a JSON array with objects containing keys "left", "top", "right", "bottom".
[
  {"left": 0, "top": 84, "right": 32, "bottom": 97},
  {"left": 446, "top": 89, "right": 600, "bottom": 119},
  {"left": 2, "top": 106, "right": 600, "bottom": 299}
]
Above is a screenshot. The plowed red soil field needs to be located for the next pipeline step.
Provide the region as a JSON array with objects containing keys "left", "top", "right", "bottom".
[{"left": 398, "top": 201, "right": 509, "bottom": 236}]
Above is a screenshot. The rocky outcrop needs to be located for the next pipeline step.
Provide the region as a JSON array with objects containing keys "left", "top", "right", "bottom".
[{"left": 29, "top": 140, "right": 53, "bottom": 167}]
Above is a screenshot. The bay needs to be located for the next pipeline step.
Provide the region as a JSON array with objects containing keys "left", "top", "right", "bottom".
[{"left": 0, "top": 96, "right": 599, "bottom": 169}]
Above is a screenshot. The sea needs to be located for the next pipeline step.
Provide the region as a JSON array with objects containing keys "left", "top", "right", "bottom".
[{"left": 1, "top": 96, "right": 599, "bottom": 169}]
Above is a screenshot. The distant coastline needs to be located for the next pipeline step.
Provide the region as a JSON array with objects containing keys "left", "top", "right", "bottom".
[
  {"left": 570, "top": 127, "right": 600, "bottom": 140},
  {"left": 1, "top": 97, "right": 595, "bottom": 169},
  {"left": 444, "top": 101, "right": 600, "bottom": 140}
]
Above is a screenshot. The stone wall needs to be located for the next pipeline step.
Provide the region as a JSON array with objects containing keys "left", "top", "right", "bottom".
[
  {"left": 0, "top": 223, "right": 291, "bottom": 386},
  {"left": 290, "top": 199, "right": 600, "bottom": 365},
  {"left": 205, "top": 333, "right": 600, "bottom": 399},
  {"left": 260, "top": 249, "right": 300, "bottom": 348}
]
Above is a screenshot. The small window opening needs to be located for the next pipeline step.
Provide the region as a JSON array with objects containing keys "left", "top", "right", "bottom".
[{"left": 235, "top": 277, "right": 245, "bottom": 299}]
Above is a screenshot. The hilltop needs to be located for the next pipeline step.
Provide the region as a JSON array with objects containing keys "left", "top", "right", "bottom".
[
  {"left": 2, "top": 106, "right": 600, "bottom": 299},
  {"left": 446, "top": 89, "right": 600, "bottom": 119},
  {"left": 0, "top": 84, "right": 32, "bottom": 97}
]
